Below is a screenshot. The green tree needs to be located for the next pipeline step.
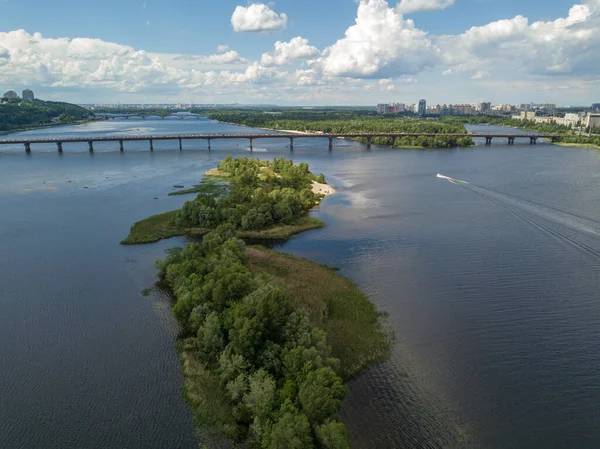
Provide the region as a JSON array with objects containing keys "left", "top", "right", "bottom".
[
  {"left": 265, "top": 406, "right": 313, "bottom": 449},
  {"left": 315, "top": 421, "right": 350, "bottom": 449},
  {"left": 197, "top": 312, "right": 225, "bottom": 363},
  {"left": 298, "top": 367, "right": 348, "bottom": 426}
]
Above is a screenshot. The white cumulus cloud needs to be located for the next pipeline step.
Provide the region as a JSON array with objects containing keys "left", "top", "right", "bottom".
[
  {"left": 217, "top": 44, "right": 230, "bottom": 53},
  {"left": 439, "top": 0, "right": 600, "bottom": 76},
  {"left": 231, "top": 4, "right": 288, "bottom": 32},
  {"left": 193, "top": 50, "right": 248, "bottom": 64},
  {"left": 260, "top": 37, "right": 320, "bottom": 66},
  {"left": 319, "top": 0, "right": 439, "bottom": 78},
  {"left": 395, "top": 0, "right": 455, "bottom": 14}
]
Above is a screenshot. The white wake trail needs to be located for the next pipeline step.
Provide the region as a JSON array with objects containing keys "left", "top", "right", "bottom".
[{"left": 436, "top": 173, "right": 600, "bottom": 241}]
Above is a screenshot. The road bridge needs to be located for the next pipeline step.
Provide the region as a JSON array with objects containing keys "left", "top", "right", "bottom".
[
  {"left": 0, "top": 132, "right": 561, "bottom": 153},
  {"left": 97, "top": 113, "right": 203, "bottom": 120}
]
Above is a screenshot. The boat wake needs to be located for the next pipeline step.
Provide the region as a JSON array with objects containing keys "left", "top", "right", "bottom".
[{"left": 437, "top": 173, "right": 600, "bottom": 258}]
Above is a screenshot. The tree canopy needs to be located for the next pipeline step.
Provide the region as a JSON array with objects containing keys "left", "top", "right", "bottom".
[
  {"left": 156, "top": 225, "right": 350, "bottom": 448},
  {"left": 204, "top": 110, "right": 474, "bottom": 148},
  {"left": 0, "top": 98, "right": 94, "bottom": 132},
  {"left": 175, "top": 157, "right": 324, "bottom": 232}
]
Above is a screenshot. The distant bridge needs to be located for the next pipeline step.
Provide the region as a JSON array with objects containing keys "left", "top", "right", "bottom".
[
  {"left": 97, "top": 113, "right": 203, "bottom": 120},
  {"left": 0, "top": 132, "right": 561, "bottom": 153}
]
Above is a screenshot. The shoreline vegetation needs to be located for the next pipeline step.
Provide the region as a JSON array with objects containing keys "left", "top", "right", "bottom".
[
  {"left": 443, "top": 115, "right": 600, "bottom": 149},
  {"left": 122, "top": 157, "right": 334, "bottom": 245},
  {"left": 125, "top": 156, "right": 390, "bottom": 448},
  {"left": 0, "top": 98, "right": 96, "bottom": 134},
  {"left": 552, "top": 141, "right": 600, "bottom": 150},
  {"left": 206, "top": 110, "right": 474, "bottom": 149}
]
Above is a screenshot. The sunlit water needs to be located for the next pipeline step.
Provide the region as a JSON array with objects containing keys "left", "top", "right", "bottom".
[{"left": 2, "top": 118, "right": 600, "bottom": 448}]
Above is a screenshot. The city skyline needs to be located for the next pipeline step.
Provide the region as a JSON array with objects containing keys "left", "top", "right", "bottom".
[{"left": 0, "top": 0, "right": 598, "bottom": 104}]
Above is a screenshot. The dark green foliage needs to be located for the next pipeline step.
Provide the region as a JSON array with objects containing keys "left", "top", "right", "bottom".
[
  {"left": 174, "top": 157, "right": 321, "bottom": 232},
  {"left": 315, "top": 421, "right": 349, "bottom": 449},
  {"left": 298, "top": 368, "right": 348, "bottom": 426},
  {"left": 205, "top": 110, "right": 474, "bottom": 148},
  {"left": 158, "top": 226, "right": 350, "bottom": 447},
  {"left": 266, "top": 406, "right": 313, "bottom": 449},
  {"left": 0, "top": 98, "right": 93, "bottom": 132}
]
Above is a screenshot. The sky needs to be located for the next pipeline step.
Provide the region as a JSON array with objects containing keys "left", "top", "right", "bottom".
[{"left": 0, "top": 0, "right": 598, "bottom": 106}]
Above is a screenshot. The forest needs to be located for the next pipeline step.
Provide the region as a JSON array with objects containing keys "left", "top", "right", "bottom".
[
  {"left": 205, "top": 110, "right": 474, "bottom": 148},
  {"left": 175, "top": 156, "right": 325, "bottom": 232},
  {"left": 157, "top": 226, "right": 351, "bottom": 448},
  {"left": 0, "top": 98, "right": 94, "bottom": 132}
]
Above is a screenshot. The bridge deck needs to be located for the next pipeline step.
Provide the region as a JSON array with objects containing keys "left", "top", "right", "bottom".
[{"left": 0, "top": 133, "right": 559, "bottom": 145}]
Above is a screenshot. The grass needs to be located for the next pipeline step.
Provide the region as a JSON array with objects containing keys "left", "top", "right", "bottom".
[
  {"left": 554, "top": 142, "right": 600, "bottom": 150},
  {"left": 245, "top": 246, "right": 390, "bottom": 380},
  {"left": 238, "top": 216, "right": 325, "bottom": 240},
  {"left": 169, "top": 177, "right": 230, "bottom": 196},
  {"left": 177, "top": 339, "right": 239, "bottom": 440},
  {"left": 121, "top": 212, "right": 324, "bottom": 245},
  {"left": 120, "top": 210, "right": 209, "bottom": 245}
]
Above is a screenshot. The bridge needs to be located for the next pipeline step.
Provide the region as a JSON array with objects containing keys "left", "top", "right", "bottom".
[
  {"left": 97, "top": 113, "right": 203, "bottom": 120},
  {"left": 0, "top": 132, "right": 561, "bottom": 153}
]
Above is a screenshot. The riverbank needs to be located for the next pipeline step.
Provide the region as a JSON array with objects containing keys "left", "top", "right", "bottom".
[
  {"left": 553, "top": 142, "right": 600, "bottom": 150},
  {"left": 0, "top": 118, "right": 103, "bottom": 136},
  {"left": 206, "top": 111, "right": 474, "bottom": 149},
  {"left": 121, "top": 212, "right": 324, "bottom": 245}
]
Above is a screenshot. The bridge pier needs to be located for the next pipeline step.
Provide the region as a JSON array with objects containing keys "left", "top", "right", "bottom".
[
  {"left": 485, "top": 137, "right": 493, "bottom": 146},
  {"left": 392, "top": 136, "right": 397, "bottom": 147},
  {"left": 119, "top": 140, "right": 124, "bottom": 152},
  {"left": 57, "top": 142, "right": 63, "bottom": 153},
  {"left": 289, "top": 138, "right": 294, "bottom": 151},
  {"left": 207, "top": 139, "right": 211, "bottom": 151},
  {"left": 366, "top": 136, "right": 372, "bottom": 150},
  {"left": 88, "top": 141, "right": 94, "bottom": 153},
  {"left": 508, "top": 137, "right": 515, "bottom": 145},
  {"left": 179, "top": 138, "right": 183, "bottom": 151},
  {"left": 25, "top": 142, "right": 31, "bottom": 153},
  {"left": 149, "top": 139, "right": 154, "bottom": 151},
  {"left": 328, "top": 137, "right": 333, "bottom": 151},
  {"left": 530, "top": 137, "right": 537, "bottom": 145},
  {"left": 249, "top": 138, "right": 253, "bottom": 152}
]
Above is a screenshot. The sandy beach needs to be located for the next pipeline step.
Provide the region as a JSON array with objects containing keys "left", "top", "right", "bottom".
[{"left": 312, "top": 181, "right": 336, "bottom": 196}]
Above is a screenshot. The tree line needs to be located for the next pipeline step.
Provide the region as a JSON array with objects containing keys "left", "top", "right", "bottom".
[
  {"left": 0, "top": 98, "right": 94, "bottom": 132},
  {"left": 205, "top": 110, "right": 474, "bottom": 148},
  {"left": 442, "top": 116, "right": 600, "bottom": 144}
]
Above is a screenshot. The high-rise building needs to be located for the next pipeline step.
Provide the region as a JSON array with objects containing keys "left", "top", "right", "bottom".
[
  {"left": 418, "top": 99, "right": 426, "bottom": 116},
  {"left": 480, "top": 102, "right": 491, "bottom": 113},
  {"left": 376, "top": 104, "right": 388, "bottom": 114},
  {"left": 22, "top": 89, "right": 34, "bottom": 101},
  {"left": 3, "top": 90, "right": 18, "bottom": 99},
  {"left": 586, "top": 113, "right": 600, "bottom": 128},
  {"left": 592, "top": 103, "right": 600, "bottom": 111}
]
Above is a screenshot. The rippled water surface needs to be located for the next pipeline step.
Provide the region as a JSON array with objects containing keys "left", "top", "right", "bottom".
[{"left": 2, "top": 119, "right": 600, "bottom": 448}]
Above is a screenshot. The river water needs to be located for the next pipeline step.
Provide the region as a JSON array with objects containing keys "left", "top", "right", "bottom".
[{"left": 2, "top": 118, "right": 600, "bottom": 449}]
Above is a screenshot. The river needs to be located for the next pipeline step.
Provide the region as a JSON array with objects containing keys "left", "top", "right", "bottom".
[{"left": 2, "top": 118, "right": 600, "bottom": 449}]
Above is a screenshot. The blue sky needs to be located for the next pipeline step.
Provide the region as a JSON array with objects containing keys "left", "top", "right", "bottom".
[{"left": 0, "top": 0, "right": 597, "bottom": 105}]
